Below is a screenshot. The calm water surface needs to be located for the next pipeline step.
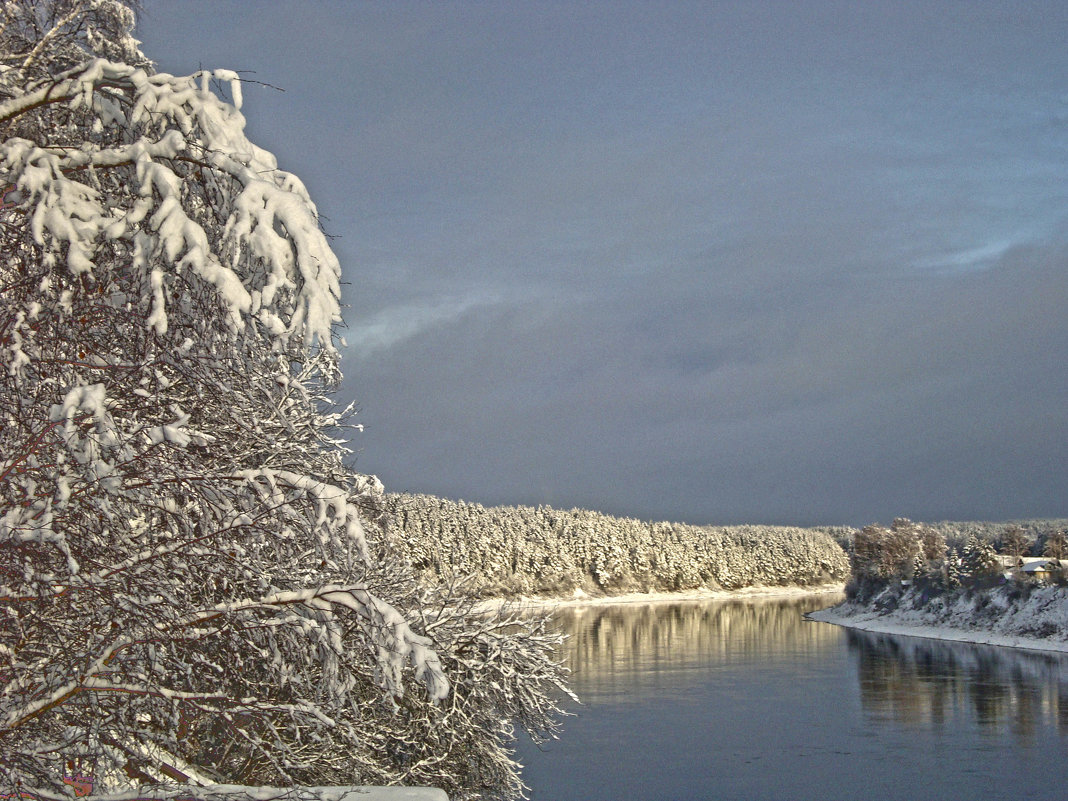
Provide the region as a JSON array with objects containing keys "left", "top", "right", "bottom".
[{"left": 515, "top": 594, "right": 1068, "bottom": 800}]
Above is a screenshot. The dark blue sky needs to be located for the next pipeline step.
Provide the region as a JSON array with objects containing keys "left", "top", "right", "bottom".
[{"left": 138, "top": 2, "right": 1068, "bottom": 526}]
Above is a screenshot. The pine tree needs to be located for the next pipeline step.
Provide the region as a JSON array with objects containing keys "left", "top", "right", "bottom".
[
  {"left": 945, "top": 548, "right": 962, "bottom": 589},
  {"left": 962, "top": 533, "right": 999, "bottom": 582},
  {"left": 911, "top": 551, "right": 926, "bottom": 584}
]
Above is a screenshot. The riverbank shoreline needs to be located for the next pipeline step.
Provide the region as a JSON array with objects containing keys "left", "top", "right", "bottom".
[
  {"left": 479, "top": 584, "right": 1068, "bottom": 657},
  {"left": 808, "top": 604, "right": 1068, "bottom": 655},
  {"left": 476, "top": 582, "right": 845, "bottom": 614}
]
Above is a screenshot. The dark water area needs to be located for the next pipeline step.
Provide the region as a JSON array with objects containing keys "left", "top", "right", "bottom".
[{"left": 515, "top": 594, "right": 1068, "bottom": 801}]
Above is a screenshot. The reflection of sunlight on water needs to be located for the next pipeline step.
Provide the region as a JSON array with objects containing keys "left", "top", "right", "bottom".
[
  {"left": 546, "top": 594, "right": 1068, "bottom": 738},
  {"left": 549, "top": 594, "right": 845, "bottom": 701},
  {"left": 846, "top": 629, "right": 1068, "bottom": 739},
  {"left": 519, "top": 594, "right": 1068, "bottom": 801}
]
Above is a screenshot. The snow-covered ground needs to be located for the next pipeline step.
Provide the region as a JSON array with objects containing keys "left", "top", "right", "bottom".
[
  {"left": 91, "top": 786, "right": 448, "bottom": 801},
  {"left": 219, "top": 787, "right": 448, "bottom": 801},
  {"left": 809, "top": 585, "right": 1068, "bottom": 654},
  {"left": 478, "top": 582, "right": 846, "bottom": 613}
]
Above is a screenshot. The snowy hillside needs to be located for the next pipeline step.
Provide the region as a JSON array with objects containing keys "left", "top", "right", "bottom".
[
  {"left": 813, "top": 517, "right": 1068, "bottom": 652},
  {"left": 811, "top": 584, "right": 1068, "bottom": 653}
]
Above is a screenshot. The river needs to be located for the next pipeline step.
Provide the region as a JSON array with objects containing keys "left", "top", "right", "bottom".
[{"left": 514, "top": 593, "right": 1068, "bottom": 800}]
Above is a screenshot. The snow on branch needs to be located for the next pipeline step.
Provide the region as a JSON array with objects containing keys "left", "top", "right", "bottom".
[
  {"left": 13, "top": 785, "right": 448, "bottom": 801},
  {"left": 0, "top": 27, "right": 572, "bottom": 795},
  {"left": 1, "top": 581, "right": 449, "bottom": 738},
  {"left": 237, "top": 470, "right": 371, "bottom": 562},
  {"left": 0, "top": 59, "right": 341, "bottom": 357},
  {"left": 162, "top": 584, "right": 450, "bottom": 703}
]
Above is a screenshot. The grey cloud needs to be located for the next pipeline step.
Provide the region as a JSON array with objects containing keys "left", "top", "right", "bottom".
[{"left": 140, "top": 1, "right": 1068, "bottom": 525}]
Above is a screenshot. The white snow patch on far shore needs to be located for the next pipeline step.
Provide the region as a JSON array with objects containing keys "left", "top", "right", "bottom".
[
  {"left": 809, "top": 585, "right": 1068, "bottom": 655},
  {"left": 476, "top": 583, "right": 846, "bottom": 614}
]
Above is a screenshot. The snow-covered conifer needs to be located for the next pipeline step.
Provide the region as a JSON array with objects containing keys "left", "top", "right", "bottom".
[
  {"left": 961, "top": 533, "right": 999, "bottom": 583},
  {"left": 910, "top": 551, "right": 926, "bottom": 582},
  {"left": 945, "top": 548, "right": 962, "bottom": 589},
  {"left": 381, "top": 495, "right": 849, "bottom": 597}
]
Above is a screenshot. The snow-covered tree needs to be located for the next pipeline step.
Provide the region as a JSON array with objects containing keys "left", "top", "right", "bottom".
[
  {"left": 944, "top": 548, "right": 962, "bottom": 589},
  {"left": 0, "top": 1, "right": 149, "bottom": 80},
  {"left": 1, "top": 6, "right": 568, "bottom": 799},
  {"left": 381, "top": 493, "right": 849, "bottom": 597},
  {"left": 851, "top": 523, "right": 919, "bottom": 584},
  {"left": 916, "top": 524, "right": 947, "bottom": 563},
  {"left": 961, "top": 533, "right": 999, "bottom": 583},
  {"left": 1000, "top": 525, "right": 1032, "bottom": 559},
  {"left": 1041, "top": 528, "right": 1067, "bottom": 560},
  {"left": 909, "top": 551, "right": 925, "bottom": 582}
]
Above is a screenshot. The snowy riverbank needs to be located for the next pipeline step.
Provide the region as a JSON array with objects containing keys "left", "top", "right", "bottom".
[
  {"left": 477, "top": 582, "right": 846, "bottom": 613},
  {"left": 809, "top": 584, "right": 1068, "bottom": 654}
]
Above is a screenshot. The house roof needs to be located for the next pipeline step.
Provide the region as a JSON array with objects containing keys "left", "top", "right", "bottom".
[{"left": 1020, "top": 560, "right": 1055, "bottom": 573}]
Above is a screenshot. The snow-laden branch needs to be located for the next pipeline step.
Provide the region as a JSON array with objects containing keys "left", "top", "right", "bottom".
[
  {"left": 237, "top": 470, "right": 370, "bottom": 562},
  {"left": 14, "top": 785, "right": 448, "bottom": 801},
  {"left": 2, "top": 581, "right": 448, "bottom": 736},
  {"left": 0, "top": 60, "right": 136, "bottom": 124},
  {"left": 1, "top": 28, "right": 567, "bottom": 795},
  {"left": 163, "top": 583, "right": 449, "bottom": 702},
  {"left": 0, "top": 59, "right": 340, "bottom": 356}
]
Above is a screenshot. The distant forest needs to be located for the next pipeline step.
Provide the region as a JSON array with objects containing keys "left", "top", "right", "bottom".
[
  {"left": 825, "top": 518, "right": 1068, "bottom": 557},
  {"left": 912, "top": 519, "right": 1068, "bottom": 554},
  {"left": 382, "top": 493, "right": 850, "bottom": 597},
  {"left": 382, "top": 494, "right": 1068, "bottom": 600}
]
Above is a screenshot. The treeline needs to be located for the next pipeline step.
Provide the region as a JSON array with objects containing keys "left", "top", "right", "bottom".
[
  {"left": 807, "top": 516, "right": 1068, "bottom": 555},
  {"left": 918, "top": 519, "right": 1068, "bottom": 555},
  {"left": 847, "top": 518, "right": 1068, "bottom": 602},
  {"left": 833, "top": 518, "right": 1068, "bottom": 555},
  {"left": 382, "top": 493, "right": 850, "bottom": 598}
]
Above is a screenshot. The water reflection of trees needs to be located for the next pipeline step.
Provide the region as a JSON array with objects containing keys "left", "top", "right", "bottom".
[
  {"left": 550, "top": 595, "right": 843, "bottom": 697},
  {"left": 847, "top": 630, "right": 1068, "bottom": 739}
]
